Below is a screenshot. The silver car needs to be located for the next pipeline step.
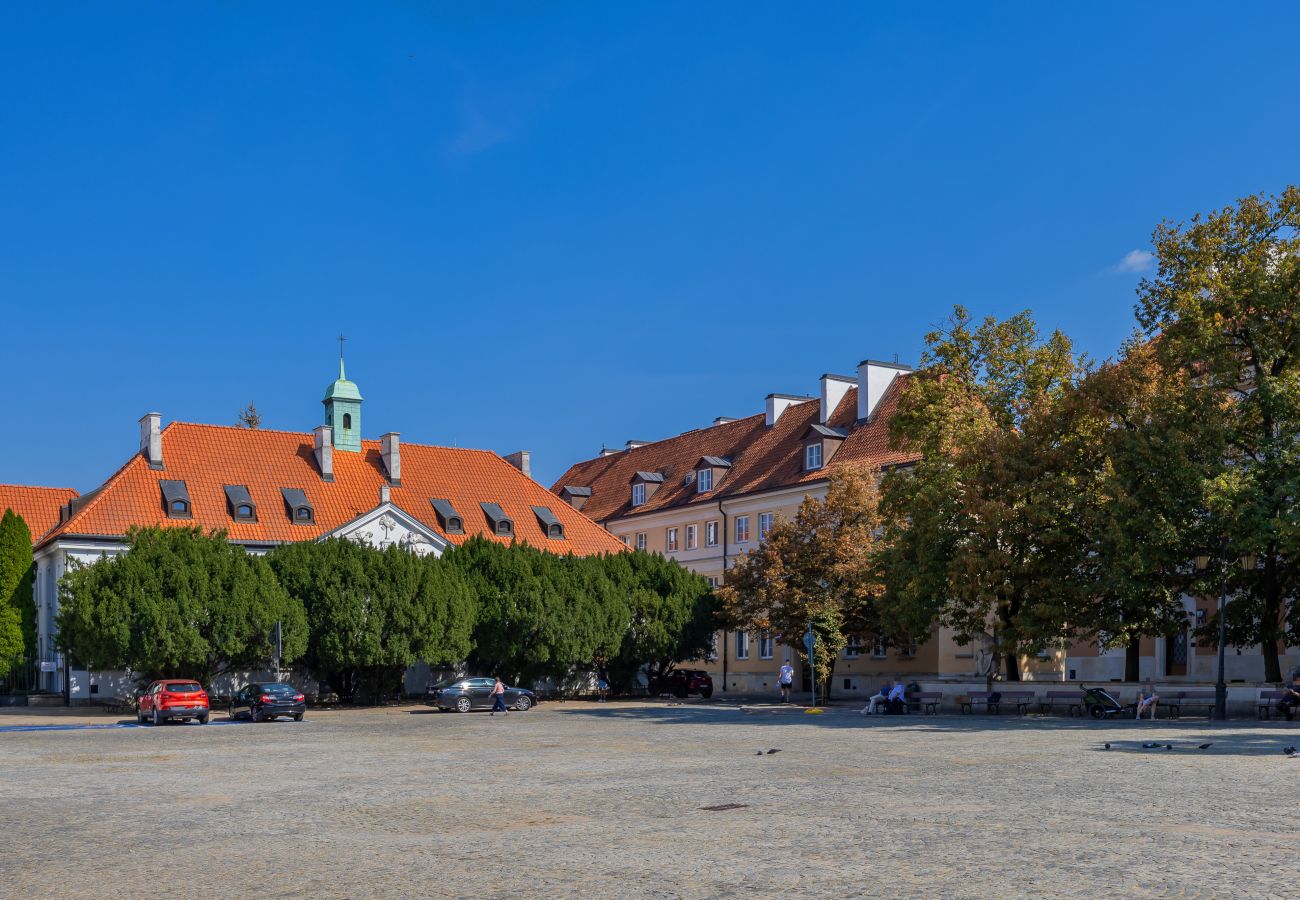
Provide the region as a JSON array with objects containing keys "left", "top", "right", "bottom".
[{"left": 426, "top": 677, "right": 537, "bottom": 713}]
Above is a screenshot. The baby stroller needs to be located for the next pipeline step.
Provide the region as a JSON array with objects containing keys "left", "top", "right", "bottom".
[{"left": 1081, "top": 686, "right": 1130, "bottom": 719}]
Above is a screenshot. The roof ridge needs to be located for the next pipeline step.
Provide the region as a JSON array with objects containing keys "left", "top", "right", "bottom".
[
  {"left": 38, "top": 451, "right": 147, "bottom": 548},
  {"left": 0, "top": 483, "right": 77, "bottom": 493},
  {"left": 166, "top": 421, "right": 503, "bottom": 456}
]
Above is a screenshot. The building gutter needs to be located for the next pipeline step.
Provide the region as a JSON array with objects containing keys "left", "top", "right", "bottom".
[{"left": 719, "top": 499, "right": 729, "bottom": 693}]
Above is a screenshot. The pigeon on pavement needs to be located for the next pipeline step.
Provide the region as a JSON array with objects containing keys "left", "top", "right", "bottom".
[
  {"left": 767, "top": 749, "right": 782, "bottom": 755},
  {"left": 1198, "top": 743, "right": 1213, "bottom": 750}
]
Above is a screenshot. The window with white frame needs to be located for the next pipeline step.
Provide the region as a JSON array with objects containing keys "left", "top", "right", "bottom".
[
  {"left": 759, "top": 631, "right": 774, "bottom": 659},
  {"left": 696, "top": 468, "right": 713, "bottom": 492},
  {"left": 666, "top": 527, "right": 679, "bottom": 552},
  {"left": 735, "top": 631, "right": 749, "bottom": 660},
  {"left": 845, "top": 636, "right": 860, "bottom": 659},
  {"left": 685, "top": 524, "right": 698, "bottom": 550},
  {"left": 635, "top": 532, "right": 647, "bottom": 551},
  {"left": 631, "top": 483, "right": 646, "bottom": 506},
  {"left": 735, "top": 516, "right": 750, "bottom": 542},
  {"left": 872, "top": 636, "right": 888, "bottom": 658},
  {"left": 758, "top": 512, "right": 774, "bottom": 540},
  {"left": 706, "top": 576, "right": 721, "bottom": 588},
  {"left": 620, "top": 535, "right": 630, "bottom": 546},
  {"left": 705, "top": 521, "right": 718, "bottom": 546},
  {"left": 805, "top": 443, "right": 823, "bottom": 470},
  {"left": 900, "top": 637, "right": 919, "bottom": 658}
]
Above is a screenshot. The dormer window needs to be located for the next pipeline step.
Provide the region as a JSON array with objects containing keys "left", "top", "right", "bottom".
[
  {"left": 632, "top": 483, "right": 646, "bottom": 506},
  {"left": 697, "top": 469, "right": 713, "bottom": 492},
  {"left": 159, "top": 480, "right": 191, "bottom": 519},
  {"left": 223, "top": 484, "right": 257, "bottom": 523},
  {"left": 481, "top": 502, "right": 514, "bottom": 537},
  {"left": 694, "top": 456, "right": 731, "bottom": 494},
  {"left": 806, "top": 443, "right": 823, "bottom": 470},
  {"left": 430, "top": 498, "right": 465, "bottom": 535},
  {"left": 560, "top": 485, "right": 592, "bottom": 511},
  {"left": 532, "top": 506, "right": 565, "bottom": 540},
  {"left": 281, "top": 488, "right": 315, "bottom": 525}
]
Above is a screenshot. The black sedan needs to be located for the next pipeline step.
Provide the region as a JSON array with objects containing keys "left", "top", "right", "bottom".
[
  {"left": 229, "top": 683, "right": 307, "bottom": 722},
  {"left": 426, "top": 677, "right": 537, "bottom": 713}
]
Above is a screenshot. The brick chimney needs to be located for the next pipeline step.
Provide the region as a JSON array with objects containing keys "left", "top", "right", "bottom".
[
  {"left": 856, "top": 360, "right": 912, "bottom": 422},
  {"left": 381, "top": 432, "right": 401, "bottom": 486},
  {"left": 503, "top": 450, "right": 531, "bottom": 479},
  {"left": 819, "top": 374, "right": 855, "bottom": 425},
  {"left": 139, "top": 413, "right": 163, "bottom": 470},
  {"left": 313, "top": 425, "right": 334, "bottom": 482}
]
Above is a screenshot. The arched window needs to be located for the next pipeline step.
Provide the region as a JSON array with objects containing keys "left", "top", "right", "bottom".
[
  {"left": 170, "top": 500, "right": 188, "bottom": 515},
  {"left": 237, "top": 504, "right": 253, "bottom": 518},
  {"left": 496, "top": 521, "right": 513, "bottom": 537},
  {"left": 343, "top": 413, "right": 352, "bottom": 429},
  {"left": 295, "top": 506, "right": 314, "bottom": 523}
]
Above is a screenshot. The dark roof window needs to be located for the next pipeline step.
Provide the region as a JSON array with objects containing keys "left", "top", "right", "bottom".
[
  {"left": 531, "top": 506, "right": 565, "bottom": 540},
  {"left": 223, "top": 484, "right": 256, "bottom": 523},
  {"left": 159, "top": 480, "right": 191, "bottom": 519},
  {"left": 632, "top": 471, "right": 665, "bottom": 483},
  {"left": 281, "top": 488, "right": 314, "bottom": 525},
  {"left": 698, "top": 456, "right": 733, "bottom": 468},
  {"left": 430, "top": 498, "right": 465, "bottom": 535},
  {"left": 480, "top": 502, "right": 514, "bottom": 537},
  {"left": 804, "top": 423, "right": 849, "bottom": 438},
  {"left": 561, "top": 485, "right": 592, "bottom": 497}
]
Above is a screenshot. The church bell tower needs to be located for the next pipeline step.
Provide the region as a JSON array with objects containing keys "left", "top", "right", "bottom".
[{"left": 323, "top": 338, "right": 363, "bottom": 453}]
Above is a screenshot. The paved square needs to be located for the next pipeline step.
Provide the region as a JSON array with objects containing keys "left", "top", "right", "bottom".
[{"left": 1, "top": 702, "right": 1295, "bottom": 898}]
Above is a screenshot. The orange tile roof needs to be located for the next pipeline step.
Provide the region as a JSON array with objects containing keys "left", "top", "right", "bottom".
[
  {"left": 550, "top": 380, "right": 917, "bottom": 523},
  {"left": 0, "top": 485, "right": 79, "bottom": 543},
  {"left": 38, "top": 423, "right": 625, "bottom": 556}
]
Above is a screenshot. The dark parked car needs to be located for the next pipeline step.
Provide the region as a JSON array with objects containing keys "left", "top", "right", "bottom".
[
  {"left": 229, "top": 683, "right": 306, "bottom": 722},
  {"left": 653, "top": 669, "right": 714, "bottom": 699},
  {"left": 137, "top": 679, "right": 210, "bottom": 725},
  {"left": 426, "top": 677, "right": 537, "bottom": 713}
]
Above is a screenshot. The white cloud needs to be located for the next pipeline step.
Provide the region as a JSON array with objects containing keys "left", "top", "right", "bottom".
[{"left": 1113, "top": 249, "right": 1156, "bottom": 274}]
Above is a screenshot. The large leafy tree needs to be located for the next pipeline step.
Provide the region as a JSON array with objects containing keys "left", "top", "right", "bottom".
[
  {"left": 1137, "top": 187, "right": 1300, "bottom": 681},
  {"left": 444, "top": 537, "right": 628, "bottom": 686},
  {"left": 719, "top": 465, "right": 883, "bottom": 699},
  {"left": 601, "top": 549, "right": 719, "bottom": 692},
  {"left": 267, "top": 538, "right": 475, "bottom": 700},
  {"left": 0, "top": 510, "right": 35, "bottom": 661},
  {"left": 877, "top": 306, "right": 1083, "bottom": 680},
  {"left": 56, "top": 526, "right": 305, "bottom": 685}
]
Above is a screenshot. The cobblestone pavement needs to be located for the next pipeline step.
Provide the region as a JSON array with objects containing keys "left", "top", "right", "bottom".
[{"left": 1, "top": 701, "right": 1296, "bottom": 899}]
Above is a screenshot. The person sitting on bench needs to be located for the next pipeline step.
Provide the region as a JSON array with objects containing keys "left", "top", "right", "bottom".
[
  {"left": 1135, "top": 679, "right": 1159, "bottom": 720},
  {"left": 861, "top": 677, "right": 897, "bottom": 715},
  {"left": 1280, "top": 671, "right": 1300, "bottom": 722}
]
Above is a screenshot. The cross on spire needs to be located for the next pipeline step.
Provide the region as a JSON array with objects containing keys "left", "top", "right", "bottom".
[{"left": 338, "top": 334, "right": 347, "bottom": 379}]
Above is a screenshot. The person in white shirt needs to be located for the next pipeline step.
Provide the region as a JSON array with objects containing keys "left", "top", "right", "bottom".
[
  {"left": 778, "top": 660, "right": 795, "bottom": 703},
  {"left": 862, "top": 677, "right": 899, "bottom": 715}
]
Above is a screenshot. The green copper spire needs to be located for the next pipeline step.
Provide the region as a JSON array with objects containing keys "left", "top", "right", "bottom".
[{"left": 323, "top": 336, "right": 363, "bottom": 452}]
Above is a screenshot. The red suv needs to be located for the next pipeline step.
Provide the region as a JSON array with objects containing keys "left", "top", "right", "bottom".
[
  {"left": 137, "top": 680, "right": 210, "bottom": 726},
  {"left": 653, "top": 669, "right": 714, "bottom": 699}
]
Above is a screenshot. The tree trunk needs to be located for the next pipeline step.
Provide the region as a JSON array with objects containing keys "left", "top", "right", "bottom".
[
  {"left": 1261, "top": 556, "right": 1283, "bottom": 683},
  {"left": 1125, "top": 638, "right": 1141, "bottom": 682},
  {"left": 1004, "top": 652, "right": 1021, "bottom": 681},
  {"left": 822, "top": 655, "right": 839, "bottom": 702}
]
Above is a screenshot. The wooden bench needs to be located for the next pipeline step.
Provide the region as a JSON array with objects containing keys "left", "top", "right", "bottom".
[
  {"left": 960, "top": 691, "right": 1033, "bottom": 714},
  {"left": 960, "top": 691, "right": 993, "bottom": 714},
  {"left": 998, "top": 690, "right": 1035, "bottom": 715},
  {"left": 1038, "top": 690, "right": 1085, "bottom": 716},
  {"left": 905, "top": 691, "right": 942, "bottom": 715},
  {"left": 1258, "top": 690, "right": 1288, "bottom": 719},
  {"left": 1166, "top": 690, "right": 1216, "bottom": 719}
]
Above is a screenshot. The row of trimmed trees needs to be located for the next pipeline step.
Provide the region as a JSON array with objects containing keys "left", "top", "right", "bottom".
[
  {"left": 723, "top": 187, "right": 1300, "bottom": 686},
  {"left": 0, "top": 510, "right": 36, "bottom": 664},
  {"left": 56, "top": 527, "right": 717, "bottom": 699}
]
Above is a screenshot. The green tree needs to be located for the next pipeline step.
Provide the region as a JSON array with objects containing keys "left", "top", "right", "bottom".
[
  {"left": 602, "top": 549, "right": 719, "bottom": 692},
  {"left": 268, "top": 539, "right": 476, "bottom": 701},
  {"left": 235, "top": 402, "right": 262, "bottom": 428},
  {"left": 0, "top": 509, "right": 35, "bottom": 661},
  {"left": 1137, "top": 187, "right": 1300, "bottom": 681},
  {"left": 877, "top": 306, "right": 1083, "bottom": 680},
  {"left": 719, "top": 466, "right": 884, "bottom": 699},
  {"left": 56, "top": 526, "right": 305, "bottom": 685}
]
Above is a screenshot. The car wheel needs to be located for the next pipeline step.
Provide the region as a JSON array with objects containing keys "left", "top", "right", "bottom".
[
  {"left": 250, "top": 707, "right": 262, "bottom": 723},
  {"left": 674, "top": 686, "right": 688, "bottom": 699},
  {"left": 293, "top": 713, "right": 304, "bottom": 722},
  {"left": 197, "top": 714, "right": 208, "bottom": 725},
  {"left": 701, "top": 687, "right": 713, "bottom": 699},
  {"left": 229, "top": 704, "right": 238, "bottom": 720},
  {"left": 153, "top": 709, "right": 162, "bottom": 727},
  {"left": 514, "top": 695, "right": 532, "bottom": 712},
  {"left": 455, "top": 696, "right": 473, "bottom": 713}
]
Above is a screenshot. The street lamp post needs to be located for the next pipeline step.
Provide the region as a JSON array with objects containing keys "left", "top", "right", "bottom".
[{"left": 1195, "top": 546, "right": 1257, "bottom": 722}]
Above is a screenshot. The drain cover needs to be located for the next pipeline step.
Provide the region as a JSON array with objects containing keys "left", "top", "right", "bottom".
[{"left": 700, "top": 803, "right": 749, "bottom": 812}]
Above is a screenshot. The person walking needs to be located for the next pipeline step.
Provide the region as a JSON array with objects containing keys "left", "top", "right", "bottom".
[
  {"left": 778, "top": 659, "right": 795, "bottom": 703},
  {"left": 490, "top": 676, "right": 508, "bottom": 716}
]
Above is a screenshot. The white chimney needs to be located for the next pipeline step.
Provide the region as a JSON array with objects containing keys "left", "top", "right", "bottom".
[
  {"left": 856, "top": 359, "right": 912, "bottom": 422},
  {"left": 503, "top": 450, "right": 532, "bottom": 479},
  {"left": 713, "top": 416, "right": 738, "bottom": 426},
  {"left": 599, "top": 446, "right": 619, "bottom": 457},
  {"left": 819, "top": 374, "right": 855, "bottom": 425},
  {"left": 625, "top": 440, "right": 650, "bottom": 450},
  {"left": 765, "top": 394, "right": 811, "bottom": 427},
  {"left": 381, "top": 432, "right": 401, "bottom": 486},
  {"left": 313, "top": 425, "right": 334, "bottom": 482},
  {"left": 379, "top": 484, "right": 391, "bottom": 504},
  {"left": 139, "top": 413, "right": 163, "bottom": 470}
]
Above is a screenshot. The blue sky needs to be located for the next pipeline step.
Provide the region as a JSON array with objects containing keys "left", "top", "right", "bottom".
[{"left": 3, "top": 3, "right": 1298, "bottom": 492}]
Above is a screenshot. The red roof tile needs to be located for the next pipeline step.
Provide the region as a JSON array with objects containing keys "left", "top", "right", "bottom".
[
  {"left": 39, "top": 423, "right": 625, "bottom": 556},
  {"left": 550, "top": 380, "right": 917, "bottom": 522},
  {"left": 0, "top": 485, "right": 79, "bottom": 543}
]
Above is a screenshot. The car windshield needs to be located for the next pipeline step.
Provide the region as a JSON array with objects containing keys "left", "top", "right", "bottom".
[
  {"left": 428, "top": 678, "right": 463, "bottom": 690},
  {"left": 166, "top": 683, "right": 202, "bottom": 693},
  {"left": 260, "top": 684, "right": 296, "bottom": 695}
]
